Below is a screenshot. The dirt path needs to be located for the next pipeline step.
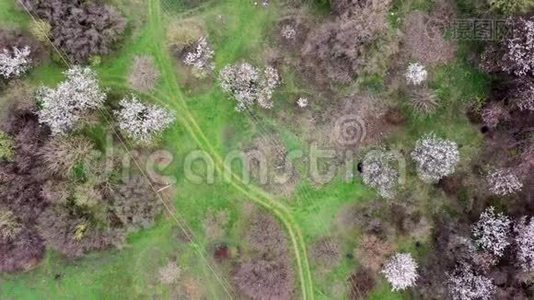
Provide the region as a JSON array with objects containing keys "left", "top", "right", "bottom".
[{"left": 145, "top": 1, "right": 315, "bottom": 299}]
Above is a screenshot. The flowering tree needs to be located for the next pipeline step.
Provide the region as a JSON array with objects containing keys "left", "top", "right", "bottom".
[
  {"left": 514, "top": 217, "right": 534, "bottom": 271},
  {"left": 296, "top": 97, "right": 308, "bottom": 108},
  {"left": 361, "top": 149, "right": 400, "bottom": 199},
  {"left": 0, "top": 46, "right": 32, "bottom": 79},
  {"left": 37, "top": 66, "right": 106, "bottom": 135},
  {"left": 115, "top": 95, "right": 175, "bottom": 143},
  {"left": 381, "top": 253, "right": 418, "bottom": 291},
  {"left": 487, "top": 169, "right": 523, "bottom": 196},
  {"left": 472, "top": 207, "right": 511, "bottom": 257},
  {"left": 219, "top": 63, "right": 280, "bottom": 111},
  {"left": 405, "top": 62, "right": 428, "bottom": 85},
  {"left": 411, "top": 134, "right": 460, "bottom": 183},
  {"left": 281, "top": 25, "right": 296, "bottom": 40},
  {"left": 183, "top": 36, "right": 215, "bottom": 78},
  {"left": 482, "top": 17, "right": 534, "bottom": 76},
  {"left": 447, "top": 264, "right": 495, "bottom": 300}
]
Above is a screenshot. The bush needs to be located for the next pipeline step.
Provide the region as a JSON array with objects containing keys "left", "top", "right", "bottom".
[
  {"left": 0, "top": 209, "right": 22, "bottom": 240},
  {"left": 28, "top": 19, "right": 51, "bottom": 43},
  {"left": 166, "top": 19, "right": 204, "bottom": 53},
  {"left": 0, "top": 130, "right": 14, "bottom": 161},
  {"left": 128, "top": 56, "right": 160, "bottom": 93},
  {"left": 0, "top": 227, "right": 45, "bottom": 273},
  {"left": 21, "top": 0, "right": 126, "bottom": 63},
  {"left": 110, "top": 176, "right": 162, "bottom": 231},
  {"left": 233, "top": 259, "right": 293, "bottom": 300},
  {"left": 487, "top": 0, "right": 534, "bottom": 14},
  {"left": 301, "top": 0, "right": 391, "bottom": 84},
  {"left": 37, "top": 206, "right": 126, "bottom": 258},
  {"left": 39, "top": 136, "right": 95, "bottom": 177}
]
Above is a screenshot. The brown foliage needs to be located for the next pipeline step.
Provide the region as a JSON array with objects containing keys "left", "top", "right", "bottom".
[
  {"left": 401, "top": 6, "right": 456, "bottom": 66},
  {"left": 301, "top": 0, "right": 391, "bottom": 84},
  {"left": 109, "top": 176, "right": 162, "bottom": 231},
  {"left": 0, "top": 227, "right": 45, "bottom": 273},
  {"left": 348, "top": 268, "right": 376, "bottom": 300},
  {"left": 233, "top": 259, "right": 294, "bottom": 300},
  {"left": 234, "top": 212, "right": 294, "bottom": 299},
  {"left": 311, "top": 237, "right": 341, "bottom": 268},
  {"left": 355, "top": 234, "right": 393, "bottom": 272},
  {"left": 128, "top": 55, "right": 160, "bottom": 93},
  {"left": 37, "top": 206, "right": 125, "bottom": 258},
  {"left": 21, "top": 0, "right": 126, "bottom": 63}
]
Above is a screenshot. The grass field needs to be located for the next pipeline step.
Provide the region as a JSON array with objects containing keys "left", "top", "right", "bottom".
[{"left": 0, "top": 0, "right": 488, "bottom": 299}]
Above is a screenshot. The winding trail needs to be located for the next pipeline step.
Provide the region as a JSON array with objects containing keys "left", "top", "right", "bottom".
[{"left": 144, "top": 1, "right": 315, "bottom": 299}]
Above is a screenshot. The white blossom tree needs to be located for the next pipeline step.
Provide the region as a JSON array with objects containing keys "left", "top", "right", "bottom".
[
  {"left": 447, "top": 263, "right": 495, "bottom": 300},
  {"left": 37, "top": 66, "right": 106, "bottom": 135},
  {"left": 296, "top": 97, "right": 308, "bottom": 108},
  {"left": 183, "top": 36, "right": 215, "bottom": 78},
  {"left": 219, "top": 63, "right": 280, "bottom": 111},
  {"left": 487, "top": 169, "right": 523, "bottom": 196},
  {"left": 411, "top": 134, "right": 460, "bottom": 183},
  {"left": 381, "top": 253, "right": 418, "bottom": 291},
  {"left": 472, "top": 206, "right": 511, "bottom": 258},
  {"left": 361, "top": 149, "right": 400, "bottom": 199},
  {"left": 405, "top": 62, "right": 428, "bottom": 85},
  {"left": 115, "top": 95, "right": 175, "bottom": 143},
  {"left": 281, "top": 25, "right": 296, "bottom": 40},
  {"left": 514, "top": 217, "right": 534, "bottom": 271},
  {"left": 0, "top": 46, "right": 32, "bottom": 79}
]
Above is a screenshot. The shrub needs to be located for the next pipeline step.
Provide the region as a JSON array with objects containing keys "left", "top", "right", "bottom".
[
  {"left": 487, "top": 0, "right": 534, "bottom": 14},
  {"left": 28, "top": 19, "right": 51, "bottom": 43},
  {"left": 481, "top": 102, "right": 509, "bottom": 128},
  {"left": 409, "top": 88, "right": 439, "bottom": 115},
  {"left": 219, "top": 63, "right": 280, "bottom": 111},
  {"left": 37, "top": 206, "right": 126, "bottom": 258},
  {"left": 472, "top": 207, "right": 511, "bottom": 257},
  {"left": 246, "top": 213, "right": 287, "bottom": 256},
  {"left": 21, "top": 0, "right": 126, "bottom": 63},
  {"left": 405, "top": 63, "right": 428, "bottom": 86},
  {"left": 0, "top": 130, "right": 14, "bottom": 161},
  {"left": 159, "top": 261, "right": 181, "bottom": 284},
  {"left": 110, "top": 176, "right": 162, "bottom": 231},
  {"left": 128, "top": 55, "right": 160, "bottom": 93},
  {"left": 301, "top": 0, "right": 391, "bottom": 84},
  {"left": 37, "top": 66, "right": 107, "bottom": 135},
  {"left": 411, "top": 134, "right": 460, "bottom": 183},
  {"left": 0, "top": 46, "right": 32, "bottom": 79},
  {"left": 234, "top": 259, "right": 293, "bottom": 300},
  {"left": 311, "top": 237, "right": 341, "bottom": 268},
  {"left": 361, "top": 149, "right": 400, "bottom": 199},
  {"left": 0, "top": 210, "right": 22, "bottom": 240},
  {"left": 114, "top": 95, "right": 175, "bottom": 143},
  {"left": 39, "top": 136, "right": 95, "bottom": 177},
  {"left": 183, "top": 37, "right": 215, "bottom": 78},
  {"left": 0, "top": 228, "right": 45, "bottom": 273},
  {"left": 166, "top": 19, "right": 204, "bottom": 53}
]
